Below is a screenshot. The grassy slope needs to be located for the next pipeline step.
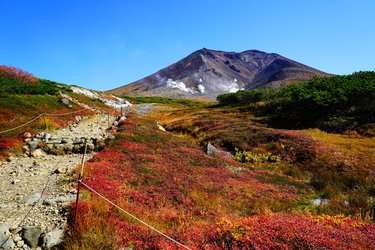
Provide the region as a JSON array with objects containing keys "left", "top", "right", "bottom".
[
  {"left": 0, "top": 89, "right": 127, "bottom": 159},
  {"left": 67, "top": 104, "right": 375, "bottom": 249}
]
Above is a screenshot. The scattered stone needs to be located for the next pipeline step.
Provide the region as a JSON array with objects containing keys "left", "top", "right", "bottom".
[
  {"left": 0, "top": 223, "right": 10, "bottom": 235},
  {"left": 106, "top": 134, "right": 115, "bottom": 141},
  {"left": 157, "top": 124, "right": 166, "bottom": 132},
  {"left": 23, "top": 132, "right": 32, "bottom": 138},
  {"left": 11, "top": 179, "right": 21, "bottom": 185},
  {"left": 60, "top": 98, "right": 69, "bottom": 105},
  {"left": 86, "top": 143, "right": 95, "bottom": 151},
  {"left": 17, "top": 240, "right": 25, "bottom": 247},
  {"left": 61, "top": 138, "right": 71, "bottom": 144},
  {"left": 0, "top": 203, "right": 8, "bottom": 209},
  {"left": 227, "top": 165, "right": 242, "bottom": 173},
  {"left": 22, "top": 146, "right": 30, "bottom": 154},
  {"left": 23, "top": 193, "right": 41, "bottom": 205},
  {"left": 43, "top": 194, "right": 79, "bottom": 206},
  {"left": 75, "top": 115, "right": 82, "bottom": 122},
  {"left": 41, "top": 229, "right": 64, "bottom": 249},
  {"left": 21, "top": 226, "right": 42, "bottom": 249},
  {"left": 0, "top": 224, "right": 15, "bottom": 250},
  {"left": 13, "top": 235, "right": 22, "bottom": 242},
  {"left": 31, "top": 149, "right": 45, "bottom": 158},
  {"left": 205, "top": 143, "right": 232, "bottom": 159},
  {"left": 6, "top": 157, "right": 14, "bottom": 162},
  {"left": 27, "top": 140, "right": 39, "bottom": 151},
  {"left": 55, "top": 167, "right": 66, "bottom": 174}
]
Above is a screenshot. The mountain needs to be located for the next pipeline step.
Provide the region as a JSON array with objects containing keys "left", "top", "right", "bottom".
[{"left": 108, "top": 48, "right": 329, "bottom": 99}]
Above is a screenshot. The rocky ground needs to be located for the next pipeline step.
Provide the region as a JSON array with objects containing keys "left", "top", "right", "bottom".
[{"left": 0, "top": 114, "right": 116, "bottom": 250}]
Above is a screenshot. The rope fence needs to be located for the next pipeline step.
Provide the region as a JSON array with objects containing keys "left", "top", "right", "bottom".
[
  {"left": 0, "top": 108, "right": 89, "bottom": 134},
  {"left": 79, "top": 181, "right": 192, "bottom": 250}
]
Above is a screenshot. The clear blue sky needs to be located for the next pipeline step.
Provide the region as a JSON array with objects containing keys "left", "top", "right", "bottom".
[{"left": 1, "top": 0, "right": 374, "bottom": 91}]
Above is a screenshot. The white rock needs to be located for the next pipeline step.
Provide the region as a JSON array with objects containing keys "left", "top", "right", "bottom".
[{"left": 31, "top": 149, "right": 45, "bottom": 158}]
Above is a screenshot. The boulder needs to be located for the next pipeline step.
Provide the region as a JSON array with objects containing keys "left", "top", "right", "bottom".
[
  {"left": 205, "top": 143, "right": 232, "bottom": 159},
  {"left": 43, "top": 194, "right": 79, "bottom": 206},
  {"left": 21, "top": 226, "right": 42, "bottom": 249},
  {"left": 41, "top": 229, "right": 64, "bottom": 249},
  {"left": 0, "top": 224, "right": 15, "bottom": 250},
  {"left": 28, "top": 140, "right": 40, "bottom": 151},
  {"left": 60, "top": 98, "right": 69, "bottom": 105}
]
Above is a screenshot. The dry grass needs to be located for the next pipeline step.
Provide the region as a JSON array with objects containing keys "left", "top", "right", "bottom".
[
  {"left": 302, "top": 128, "right": 375, "bottom": 158},
  {"left": 36, "top": 116, "right": 59, "bottom": 131}
]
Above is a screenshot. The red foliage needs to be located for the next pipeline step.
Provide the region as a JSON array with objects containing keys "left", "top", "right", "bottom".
[
  {"left": 204, "top": 214, "right": 375, "bottom": 249},
  {"left": 0, "top": 65, "right": 39, "bottom": 85},
  {"left": 72, "top": 115, "right": 375, "bottom": 249},
  {"left": 120, "top": 140, "right": 147, "bottom": 151},
  {"left": 0, "top": 137, "right": 14, "bottom": 149}
]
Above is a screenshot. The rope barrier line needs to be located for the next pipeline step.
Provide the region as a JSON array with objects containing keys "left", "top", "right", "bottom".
[
  {"left": 0, "top": 109, "right": 89, "bottom": 134},
  {"left": 79, "top": 181, "right": 192, "bottom": 250},
  {"left": 44, "top": 108, "right": 89, "bottom": 117},
  {"left": 0, "top": 113, "right": 45, "bottom": 134},
  {"left": 0, "top": 158, "right": 63, "bottom": 248}
]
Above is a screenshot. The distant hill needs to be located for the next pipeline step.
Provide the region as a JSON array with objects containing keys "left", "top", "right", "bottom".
[{"left": 108, "top": 48, "right": 329, "bottom": 99}]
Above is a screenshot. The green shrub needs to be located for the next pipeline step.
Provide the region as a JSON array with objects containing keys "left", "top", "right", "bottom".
[{"left": 217, "top": 71, "right": 375, "bottom": 134}]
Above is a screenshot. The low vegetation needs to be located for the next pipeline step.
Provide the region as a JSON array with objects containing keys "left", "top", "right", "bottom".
[
  {"left": 0, "top": 65, "right": 71, "bottom": 96},
  {"left": 217, "top": 71, "right": 375, "bottom": 135},
  {"left": 123, "top": 96, "right": 207, "bottom": 107},
  {"left": 67, "top": 105, "right": 374, "bottom": 248},
  {"left": 0, "top": 65, "right": 93, "bottom": 159}
]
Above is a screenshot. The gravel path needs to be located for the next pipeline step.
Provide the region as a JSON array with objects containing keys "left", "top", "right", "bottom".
[{"left": 0, "top": 114, "right": 114, "bottom": 249}]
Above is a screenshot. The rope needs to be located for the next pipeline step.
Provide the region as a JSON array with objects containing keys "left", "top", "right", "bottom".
[
  {"left": 0, "top": 113, "right": 45, "bottom": 134},
  {"left": 0, "top": 109, "right": 89, "bottom": 134},
  {"left": 80, "top": 181, "right": 192, "bottom": 250},
  {"left": 0, "top": 157, "right": 63, "bottom": 248},
  {"left": 45, "top": 108, "right": 89, "bottom": 117}
]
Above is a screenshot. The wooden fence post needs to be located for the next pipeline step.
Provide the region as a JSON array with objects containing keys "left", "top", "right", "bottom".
[{"left": 74, "top": 142, "right": 87, "bottom": 230}]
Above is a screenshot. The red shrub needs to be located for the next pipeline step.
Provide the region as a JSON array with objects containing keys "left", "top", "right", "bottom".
[{"left": 0, "top": 65, "right": 39, "bottom": 85}]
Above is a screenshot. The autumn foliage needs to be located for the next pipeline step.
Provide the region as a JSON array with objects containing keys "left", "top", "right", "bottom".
[
  {"left": 0, "top": 65, "right": 39, "bottom": 85},
  {"left": 68, "top": 111, "right": 375, "bottom": 249}
]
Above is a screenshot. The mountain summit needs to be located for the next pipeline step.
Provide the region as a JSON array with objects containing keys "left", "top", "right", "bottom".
[{"left": 108, "top": 48, "right": 328, "bottom": 99}]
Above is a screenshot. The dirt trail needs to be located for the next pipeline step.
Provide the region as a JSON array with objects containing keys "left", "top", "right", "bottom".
[{"left": 0, "top": 114, "right": 114, "bottom": 249}]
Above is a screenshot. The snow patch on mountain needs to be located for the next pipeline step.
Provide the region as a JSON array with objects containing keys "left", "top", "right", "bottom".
[
  {"left": 71, "top": 86, "right": 132, "bottom": 108},
  {"left": 166, "top": 79, "right": 195, "bottom": 93},
  {"left": 71, "top": 86, "right": 98, "bottom": 99}
]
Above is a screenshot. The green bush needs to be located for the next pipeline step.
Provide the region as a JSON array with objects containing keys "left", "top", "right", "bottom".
[
  {"left": 217, "top": 71, "right": 375, "bottom": 134},
  {"left": 0, "top": 77, "right": 60, "bottom": 96}
]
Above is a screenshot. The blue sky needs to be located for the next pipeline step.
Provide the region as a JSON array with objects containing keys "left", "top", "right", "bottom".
[{"left": 1, "top": 0, "right": 374, "bottom": 91}]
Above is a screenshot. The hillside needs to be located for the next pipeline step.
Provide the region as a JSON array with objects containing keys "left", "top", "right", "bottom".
[
  {"left": 108, "top": 48, "right": 328, "bottom": 99},
  {"left": 217, "top": 71, "right": 375, "bottom": 135},
  {"left": 1, "top": 66, "right": 374, "bottom": 249},
  {"left": 67, "top": 102, "right": 375, "bottom": 249},
  {"left": 0, "top": 65, "right": 131, "bottom": 159}
]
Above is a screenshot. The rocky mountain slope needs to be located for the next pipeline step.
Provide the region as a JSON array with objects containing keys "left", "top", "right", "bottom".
[{"left": 108, "top": 48, "right": 328, "bottom": 99}]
